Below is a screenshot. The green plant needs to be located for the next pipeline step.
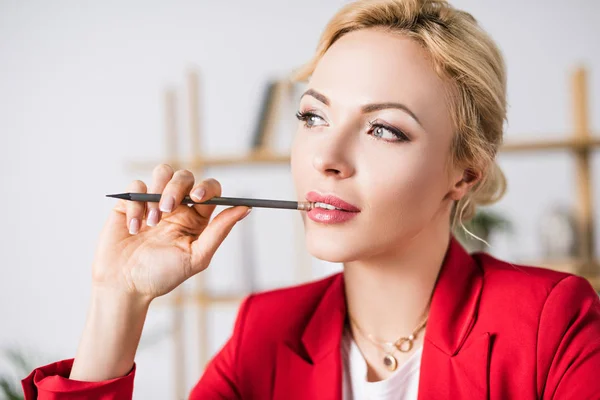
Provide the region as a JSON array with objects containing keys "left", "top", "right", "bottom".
[{"left": 0, "top": 348, "right": 37, "bottom": 400}]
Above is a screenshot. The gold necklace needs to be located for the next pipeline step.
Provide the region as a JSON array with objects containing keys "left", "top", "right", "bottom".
[{"left": 348, "top": 311, "right": 428, "bottom": 372}]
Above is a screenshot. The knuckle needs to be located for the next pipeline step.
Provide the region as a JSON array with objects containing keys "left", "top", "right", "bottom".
[
  {"left": 154, "top": 163, "right": 174, "bottom": 178},
  {"left": 128, "top": 179, "right": 147, "bottom": 191},
  {"left": 175, "top": 169, "right": 194, "bottom": 181},
  {"left": 205, "top": 177, "right": 221, "bottom": 189}
]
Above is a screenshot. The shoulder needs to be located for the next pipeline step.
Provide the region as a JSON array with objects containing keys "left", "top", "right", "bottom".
[
  {"left": 472, "top": 251, "right": 599, "bottom": 324},
  {"left": 473, "top": 250, "right": 595, "bottom": 295}
]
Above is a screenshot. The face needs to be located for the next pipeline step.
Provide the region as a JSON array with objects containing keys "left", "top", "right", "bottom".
[{"left": 291, "top": 28, "right": 471, "bottom": 263}]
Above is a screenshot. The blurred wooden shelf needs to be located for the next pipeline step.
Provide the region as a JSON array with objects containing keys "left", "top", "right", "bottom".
[
  {"left": 155, "top": 262, "right": 600, "bottom": 307},
  {"left": 588, "top": 277, "right": 600, "bottom": 292},
  {"left": 500, "top": 136, "right": 600, "bottom": 152},
  {"left": 127, "top": 150, "right": 291, "bottom": 172},
  {"left": 156, "top": 292, "right": 247, "bottom": 306},
  {"left": 128, "top": 137, "right": 600, "bottom": 172},
  {"left": 522, "top": 257, "right": 597, "bottom": 272}
]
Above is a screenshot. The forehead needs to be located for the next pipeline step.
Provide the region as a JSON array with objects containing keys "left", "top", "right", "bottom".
[{"left": 307, "top": 28, "right": 451, "bottom": 132}]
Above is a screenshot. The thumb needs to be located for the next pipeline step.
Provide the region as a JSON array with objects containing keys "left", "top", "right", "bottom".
[{"left": 189, "top": 206, "right": 251, "bottom": 275}]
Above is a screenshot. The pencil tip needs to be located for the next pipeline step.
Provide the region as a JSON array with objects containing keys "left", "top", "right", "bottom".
[{"left": 106, "top": 193, "right": 130, "bottom": 200}]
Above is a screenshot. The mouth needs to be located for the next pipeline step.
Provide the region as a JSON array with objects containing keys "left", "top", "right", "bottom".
[{"left": 305, "top": 191, "right": 361, "bottom": 212}]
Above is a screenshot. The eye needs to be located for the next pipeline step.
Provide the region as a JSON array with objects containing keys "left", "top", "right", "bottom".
[
  {"left": 368, "top": 120, "right": 410, "bottom": 142},
  {"left": 295, "top": 110, "right": 327, "bottom": 128}
]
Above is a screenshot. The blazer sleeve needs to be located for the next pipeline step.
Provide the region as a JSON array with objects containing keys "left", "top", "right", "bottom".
[
  {"left": 21, "top": 358, "right": 135, "bottom": 399},
  {"left": 537, "top": 275, "right": 600, "bottom": 399},
  {"left": 189, "top": 294, "right": 253, "bottom": 400}
]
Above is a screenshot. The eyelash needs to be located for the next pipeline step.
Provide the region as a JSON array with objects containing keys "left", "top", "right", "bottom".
[{"left": 294, "top": 110, "right": 410, "bottom": 143}]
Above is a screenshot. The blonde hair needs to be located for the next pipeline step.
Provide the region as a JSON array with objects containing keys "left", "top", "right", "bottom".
[{"left": 290, "top": 0, "right": 508, "bottom": 240}]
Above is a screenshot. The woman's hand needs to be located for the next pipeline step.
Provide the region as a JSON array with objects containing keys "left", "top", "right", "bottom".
[
  {"left": 92, "top": 164, "right": 251, "bottom": 301},
  {"left": 70, "top": 164, "right": 250, "bottom": 382}
]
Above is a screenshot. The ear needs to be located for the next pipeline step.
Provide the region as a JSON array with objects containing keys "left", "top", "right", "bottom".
[{"left": 448, "top": 168, "right": 480, "bottom": 201}]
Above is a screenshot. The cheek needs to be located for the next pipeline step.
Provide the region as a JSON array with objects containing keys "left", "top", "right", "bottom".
[{"left": 361, "top": 150, "right": 445, "bottom": 219}]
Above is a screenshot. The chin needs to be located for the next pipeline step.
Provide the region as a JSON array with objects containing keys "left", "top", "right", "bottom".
[{"left": 304, "top": 232, "right": 365, "bottom": 263}]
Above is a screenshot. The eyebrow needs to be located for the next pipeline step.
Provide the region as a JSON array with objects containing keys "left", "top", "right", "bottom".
[{"left": 300, "top": 88, "right": 422, "bottom": 126}]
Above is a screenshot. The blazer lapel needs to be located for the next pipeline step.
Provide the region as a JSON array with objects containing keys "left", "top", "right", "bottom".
[
  {"left": 273, "top": 273, "right": 346, "bottom": 400},
  {"left": 272, "top": 235, "right": 491, "bottom": 399},
  {"left": 418, "top": 236, "right": 491, "bottom": 399},
  {"left": 418, "top": 332, "right": 491, "bottom": 399}
]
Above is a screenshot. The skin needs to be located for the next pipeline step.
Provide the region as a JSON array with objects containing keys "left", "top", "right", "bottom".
[
  {"left": 70, "top": 169, "right": 251, "bottom": 381},
  {"left": 69, "top": 27, "right": 478, "bottom": 384},
  {"left": 291, "top": 28, "right": 479, "bottom": 381}
]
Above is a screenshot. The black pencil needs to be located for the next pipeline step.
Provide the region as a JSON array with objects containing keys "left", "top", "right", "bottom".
[{"left": 106, "top": 192, "right": 315, "bottom": 211}]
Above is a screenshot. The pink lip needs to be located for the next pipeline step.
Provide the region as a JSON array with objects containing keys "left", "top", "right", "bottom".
[
  {"left": 305, "top": 191, "right": 361, "bottom": 212},
  {"left": 305, "top": 191, "right": 360, "bottom": 225}
]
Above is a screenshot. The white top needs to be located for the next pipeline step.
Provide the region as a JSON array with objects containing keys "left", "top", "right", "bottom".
[{"left": 341, "top": 326, "right": 422, "bottom": 400}]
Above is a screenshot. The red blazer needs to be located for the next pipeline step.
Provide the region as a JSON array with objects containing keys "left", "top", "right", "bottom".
[{"left": 23, "top": 236, "right": 600, "bottom": 399}]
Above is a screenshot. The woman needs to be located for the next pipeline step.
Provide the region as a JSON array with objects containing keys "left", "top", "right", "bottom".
[{"left": 22, "top": 0, "right": 600, "bottom": 399}]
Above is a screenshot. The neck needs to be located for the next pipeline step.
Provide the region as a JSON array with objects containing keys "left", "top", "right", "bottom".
[{"left": 343, "top": 224, "right": 451, "bottom": 342}]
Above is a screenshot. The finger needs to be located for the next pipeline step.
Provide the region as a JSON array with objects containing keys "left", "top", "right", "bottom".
[
  {"left": 188, "top": 206, "right": 252, "bottom": 275},
  {"left": 188, "top": 178, "right": 222, "bottom": 220},
  {"left": 146, "top": 163, "right": 174, "bottom": 227},
  {"left": 125, "top": 180, "right": 147, "bottom": 235},
  {"left": 159, "top": 169, "right": 195, "bottom": 213}
]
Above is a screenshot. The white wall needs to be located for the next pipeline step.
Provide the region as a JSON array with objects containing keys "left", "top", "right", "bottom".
[{"left": 1, "top": 0, "right": 599, "bottom": 398}]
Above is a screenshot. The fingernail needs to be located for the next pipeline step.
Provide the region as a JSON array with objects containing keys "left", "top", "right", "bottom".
[
  {"left": 239, "top": 208, "right": 252, "bottom": 221},
  {"left": 129, "top": 218, "right": 140, "bottom": 234},
  {"left": 191, "top": 187, "right": 205, "bottom": 202},
  {"left": 159, "top": 196, "right": 175, "bottom": 212},
  {"left": 147, "top": 208, "right": 159, "bottom": 226}
]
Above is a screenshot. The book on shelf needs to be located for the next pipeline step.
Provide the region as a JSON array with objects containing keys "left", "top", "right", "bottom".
[{"left": 251, "top": 79, "right": 290, "bottom": 152}]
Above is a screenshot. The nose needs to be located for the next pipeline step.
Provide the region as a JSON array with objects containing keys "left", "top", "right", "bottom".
[{"left": 312, "top": 131, "right": 356, "bottom": 179}]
